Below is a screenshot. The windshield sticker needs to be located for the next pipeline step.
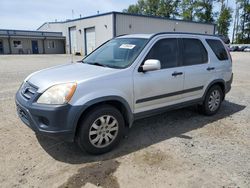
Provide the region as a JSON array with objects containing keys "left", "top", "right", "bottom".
[{"left": 119, "top": 44, "right": 136, "bottom": 49}]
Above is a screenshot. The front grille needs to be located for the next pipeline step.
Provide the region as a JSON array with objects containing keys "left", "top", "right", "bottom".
[{"left": 21, "top": 82, "right": 38, "bottom": 100}]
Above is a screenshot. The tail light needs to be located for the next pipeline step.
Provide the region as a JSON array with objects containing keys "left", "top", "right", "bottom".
[
  {"left": 227, "top": 48, "right": 232, "bottom": 63},
  {"left": 225, "top": 45, "right": 232, "bottom": 63}
]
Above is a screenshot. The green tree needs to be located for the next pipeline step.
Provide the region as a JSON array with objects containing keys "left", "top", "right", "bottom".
[
  {"left": 235, "top": 0, "right": 250, "bottom": 43},
  {"left": 124, "top": 0, "right": 215, "bottom": 22},
  {"left": 194, "top": 0, "right": 215, "bottom": 22},
  {"left": 124, "top": 0, "right": 147, "bottom": 14},
  {"left": 124, "top": 0, "right": 180, "bottom": 18},
  {"left": 217, "top": 1, "right": 232, "bottom": 36},
  {"left": 157, "top": 0, "right": 180, "bottom": 18},
  {"left": 180, "top": 0, "right": 196, "bottom": 20},
  {"left": 145, "top": 0, "right": 160, "bottom": 16}
]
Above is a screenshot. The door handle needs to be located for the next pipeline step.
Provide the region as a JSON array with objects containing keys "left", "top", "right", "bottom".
[
  {"left": 207, "top": 67, "right": 215, "bottom": 71},
  {"left": 172, "top": 71, "right": 183, "bottom": 76}
]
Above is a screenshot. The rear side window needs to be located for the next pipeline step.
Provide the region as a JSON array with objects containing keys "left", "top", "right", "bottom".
[
  {"left": 145, "top": 38, "right": 178, "bottom": 69},
  {"left": 206, "top": 39, "right": 228, "bottom": 61},
  {"left": 182, "top": 38, "right": 208, "bottom": 66}
]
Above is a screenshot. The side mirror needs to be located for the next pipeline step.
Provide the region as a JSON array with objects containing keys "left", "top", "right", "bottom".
[{"left": 139, "top": 59, "right": 161, "bottom": 72}]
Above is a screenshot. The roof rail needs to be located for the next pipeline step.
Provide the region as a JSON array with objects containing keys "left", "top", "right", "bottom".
[{"left": 149, "top": 32, "right": 217, "bottom": 39}]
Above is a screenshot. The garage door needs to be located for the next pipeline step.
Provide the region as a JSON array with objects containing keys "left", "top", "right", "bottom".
[
  {"left": 0, "top": 40, "right": 3, "bottom": 54},
  {"left": 69, "top": 27, "right": 77, "bottom": 54},
  {"left": 85, "top": 27, "right": 95, "bottom": 55}
]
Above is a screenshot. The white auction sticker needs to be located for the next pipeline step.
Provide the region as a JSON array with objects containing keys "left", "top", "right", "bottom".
[{"left": 119, "top": 44, "right": 136, "bottom": 49}]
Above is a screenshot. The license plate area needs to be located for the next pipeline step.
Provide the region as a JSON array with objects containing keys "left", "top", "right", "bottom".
[{"left": 16, "top": 104, "right": 30, "bottom": 125}]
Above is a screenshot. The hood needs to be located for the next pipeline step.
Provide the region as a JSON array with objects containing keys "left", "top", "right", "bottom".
[{"left": 27, "top": 63, "right": 119, "bottom": 92}]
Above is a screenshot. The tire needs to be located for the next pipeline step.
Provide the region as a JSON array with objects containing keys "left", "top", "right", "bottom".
[
  {"left": 199, "top": 85, "right": 223, "bottom": 116},
  {"left": 76, "top": 104, "right": 125, "bottom": 155}
]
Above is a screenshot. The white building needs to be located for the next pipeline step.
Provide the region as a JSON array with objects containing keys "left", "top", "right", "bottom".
[
  {"left": 0, "top": 29, "right": 65, "bottom": 54},
  {"left": 37, "top": 12, "right": 216, "bottom": 55}
]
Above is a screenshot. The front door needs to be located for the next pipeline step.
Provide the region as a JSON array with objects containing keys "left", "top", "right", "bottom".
[
  {"left": 0, "top": 40, "right": 3, "bottom": 54},
  {"left": 133, "top": 37, "right": 184, "bottom": 114},
  {"left": 32, "top": 40, "right": 39, "bottom": 54}
]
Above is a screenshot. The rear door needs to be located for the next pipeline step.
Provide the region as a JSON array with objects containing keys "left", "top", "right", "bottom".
[
  {"left": 179, "top": 37, "right": 214, "bottom": 101},
  {"left": 133, "top": 37, "right": 184, "bottom": 114},
  {"left": 205, "top": 39, "right": 232, "bottom": 83}
]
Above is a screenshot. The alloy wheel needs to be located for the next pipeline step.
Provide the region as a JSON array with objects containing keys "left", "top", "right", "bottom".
[{"left": 88, "top": 115, "right": 119, "bottom": 148}]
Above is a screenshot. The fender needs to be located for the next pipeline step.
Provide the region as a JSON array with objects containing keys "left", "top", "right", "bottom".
[
  {"left": 72, "top": 95, "right": 134, "bottom": 135},
  {"left": 202, "top": 79, "right": 226, "bottom": 101}
]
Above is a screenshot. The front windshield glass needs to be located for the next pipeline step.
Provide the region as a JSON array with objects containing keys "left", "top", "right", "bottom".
[{"left": 83, "top": 38, "right": 148, "bottom": 69}]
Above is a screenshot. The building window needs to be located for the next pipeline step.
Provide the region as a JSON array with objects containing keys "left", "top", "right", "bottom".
[
  {"left": 13, "top": 41, "right": 22, "bottom": 48},
  {"left": 48, "top": 41, "right": 55, "bottom": 49}
]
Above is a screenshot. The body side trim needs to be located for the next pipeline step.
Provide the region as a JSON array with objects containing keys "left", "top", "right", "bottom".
[
  {"left": 134, "top": 98, "right": 203, "bottom": 120},
  {"left": 136, "top": 86, "right": 204, "bottom": 104}
]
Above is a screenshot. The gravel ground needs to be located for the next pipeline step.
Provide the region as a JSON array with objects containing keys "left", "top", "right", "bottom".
[{"left": 0, "top": 53, "right": 249, "bottom": 188}]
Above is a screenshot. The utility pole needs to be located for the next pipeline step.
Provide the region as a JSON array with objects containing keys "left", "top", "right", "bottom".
[
  {"left": 241, "top": 0, "right": 248, "bottom": 40},
  {"left": 232, "top": 1, "right": 239, "bottom": 43},
  {"left": 72, "top": 9, "right": 75, "bottom": 19}
]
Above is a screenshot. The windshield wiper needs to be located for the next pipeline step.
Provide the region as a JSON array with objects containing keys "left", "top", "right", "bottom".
[
  {"left": 83, "top": 61, "right": 107, "bottom": 67},
  {"left": 76, "top": 60, "right": 84, "bottom": 63},
  {"left": 82, "top": 61, "right": 120, "bottom": 68}
]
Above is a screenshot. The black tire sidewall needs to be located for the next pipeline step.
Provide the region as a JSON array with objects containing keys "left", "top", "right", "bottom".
[
  {"left": 203, "top": 85, "right": 223, "bottom": 115},
  {"left": 77, "top": 105, "right": 125, "bottom": 154}
]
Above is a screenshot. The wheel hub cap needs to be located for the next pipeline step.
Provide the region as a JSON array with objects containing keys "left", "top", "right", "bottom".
[
  {"left": 89, "top": 115, "right": 119, "bottom": 148},
  {"left": 208, "top": 90, "right": 221, "bottom": 111}
]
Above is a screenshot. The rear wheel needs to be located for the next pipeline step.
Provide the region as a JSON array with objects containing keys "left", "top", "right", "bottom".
[
  {"left": 76, "top": 105, "right": 125, "bottom": 154},
  {"left": 199, "top": 85, "right": 223, "bottom": 115}
]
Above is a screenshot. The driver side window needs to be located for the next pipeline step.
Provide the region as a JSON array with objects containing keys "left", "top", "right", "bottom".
[{"left": 145, "top": 38, "right": 178, "bottom": 69}]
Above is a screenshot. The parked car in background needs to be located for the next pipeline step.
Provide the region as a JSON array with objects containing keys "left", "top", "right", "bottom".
[
  {"left": 244, "top": 47, "right": 250, "bottom": 52},
  {"left": 229, "top": 46, "right": 239, "bottom": 52},
  {"left": 16, "top": 33, "right": 233, "bottom": 154},
  {"left": 238, "top": 46, "right": 248, "bottom": 51}
]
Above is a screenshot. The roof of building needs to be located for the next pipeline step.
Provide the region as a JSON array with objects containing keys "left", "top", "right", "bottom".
[
  {"left": 0, "top": 29, "right": 65, "bottom": 39},
  {"left": 37, "top": 11, "right": 216, "bottom": 30}
]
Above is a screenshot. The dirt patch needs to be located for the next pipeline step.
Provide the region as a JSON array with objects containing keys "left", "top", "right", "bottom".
[
  {"left": 133, "top": 149, "right": 182, "bottom": 172},
  {"left": 135, "top": 150, "right": 166, "bottom": 166},
  {"left": 58, "top": 160, "right": 120, "bottom": 188}
]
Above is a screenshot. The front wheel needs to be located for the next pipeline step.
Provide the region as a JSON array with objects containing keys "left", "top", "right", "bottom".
[
  {"left": 76, "top": 105, "right": 125, "bottom": 154},
  {"left": 199, "top": 85, "right": 223, "bottom": 116}
]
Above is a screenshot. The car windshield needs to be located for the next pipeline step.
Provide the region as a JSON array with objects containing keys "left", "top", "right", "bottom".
[{"left": 82, "top": 38, "right": 148, "bottom": 69}]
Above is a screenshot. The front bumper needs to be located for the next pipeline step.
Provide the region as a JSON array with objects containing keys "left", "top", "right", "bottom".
[{"left": 15, "top": 87, "right": 81, "bottom": 142}]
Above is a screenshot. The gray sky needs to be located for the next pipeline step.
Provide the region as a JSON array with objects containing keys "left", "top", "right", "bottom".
[
  {"left": 0, "top": 0, "right": 137, "bottom": 30},
  {"left": 0, "top": 0, "right": 236, "bottom": 39}
]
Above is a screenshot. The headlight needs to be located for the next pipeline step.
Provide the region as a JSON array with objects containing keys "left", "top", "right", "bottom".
[{"left": 37, "top": 83, "right": 77, "bottom": 105}]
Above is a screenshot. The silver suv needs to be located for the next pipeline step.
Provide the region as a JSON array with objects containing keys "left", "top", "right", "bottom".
[{"left": 16, "top": 33, "right": 233, "bottom": 154}]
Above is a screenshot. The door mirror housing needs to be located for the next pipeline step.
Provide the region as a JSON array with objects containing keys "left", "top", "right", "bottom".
[{"left": 139, "top": 59, "right": 161, "bottom": 72}]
